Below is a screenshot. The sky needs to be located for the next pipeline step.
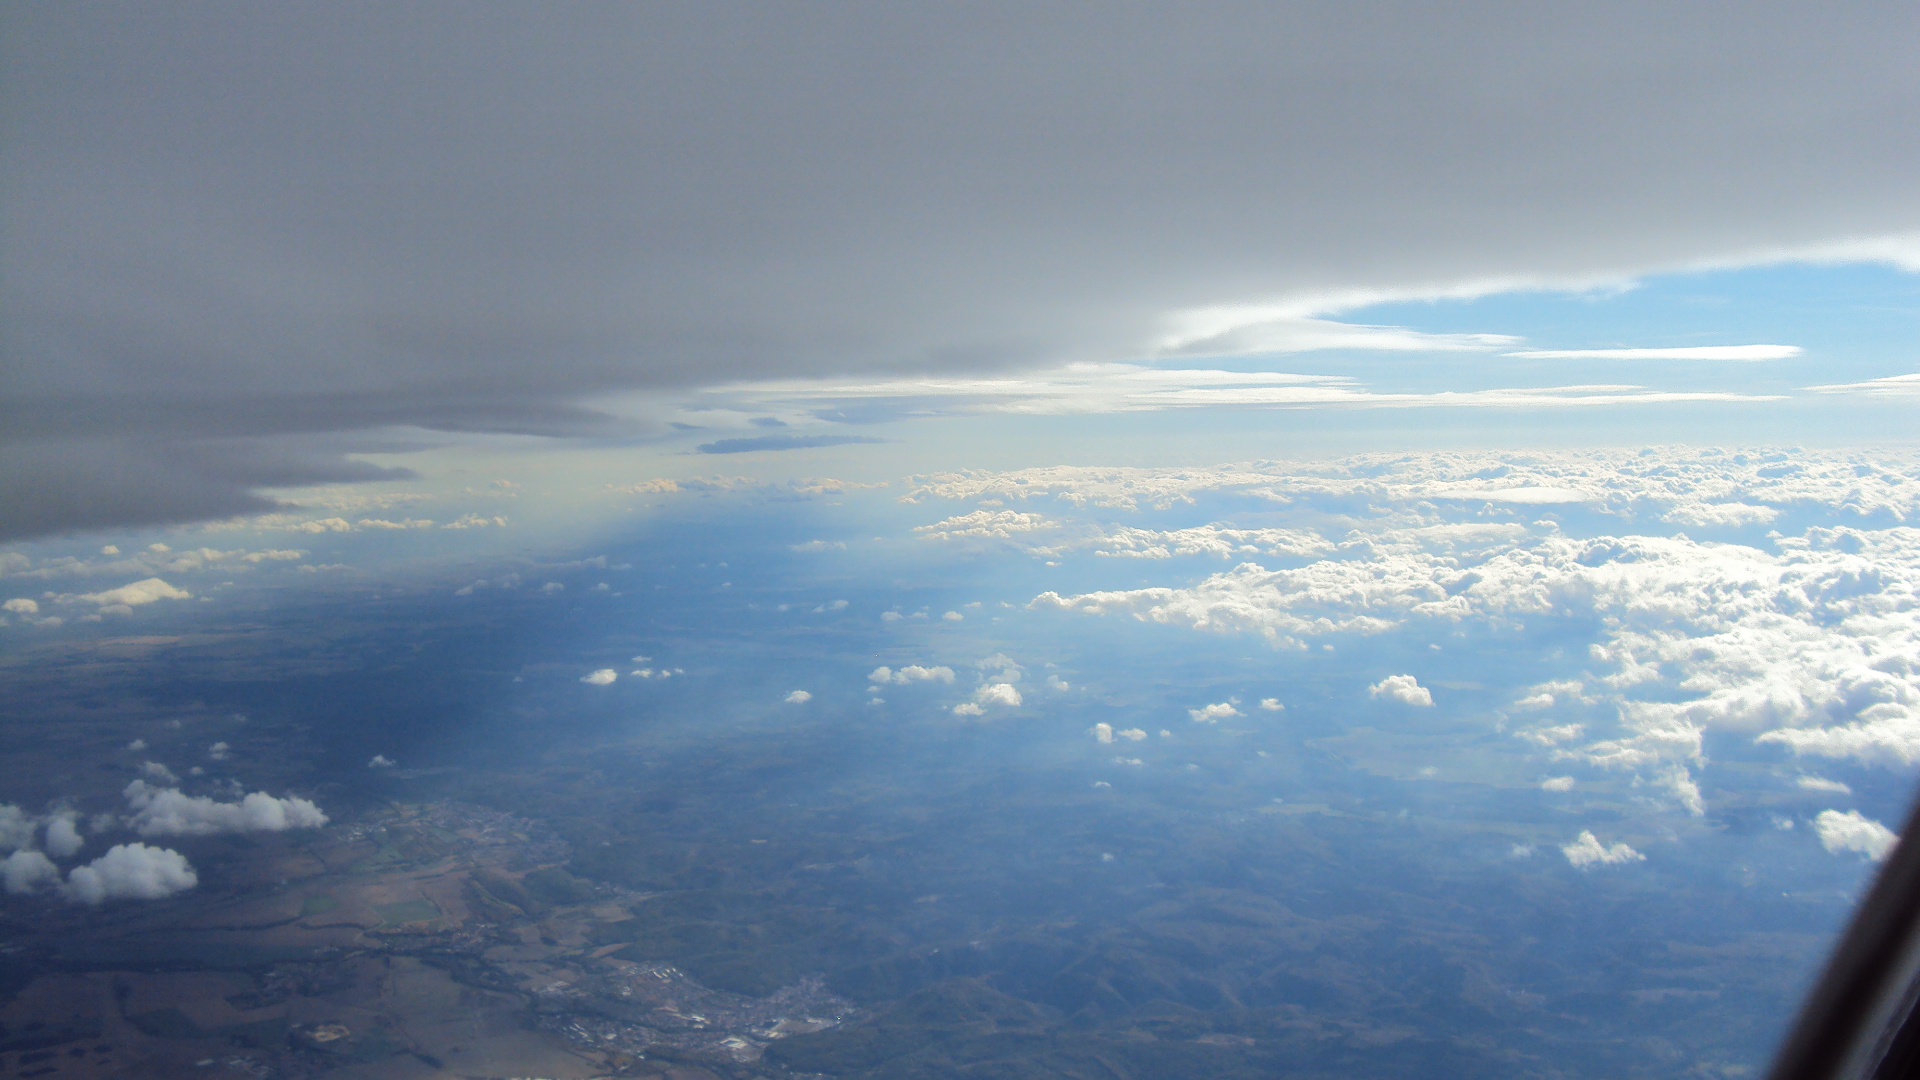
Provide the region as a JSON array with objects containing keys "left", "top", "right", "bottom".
[
  {"left": 5, "top": 13, "right": 1920, "bottom": 1069},
  {"left": 2, "top": 2, "right": 1918, "bottom": 539}
]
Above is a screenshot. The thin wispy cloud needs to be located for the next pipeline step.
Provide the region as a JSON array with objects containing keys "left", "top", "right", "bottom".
[{"left": 1505, "top": 345, "right": 1802, "bottom": 361}]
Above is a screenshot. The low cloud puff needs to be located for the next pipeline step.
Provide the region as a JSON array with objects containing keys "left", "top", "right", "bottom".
[
  {"left": 580, "top": 668, "right": 617, "bottom": 685},
  {"left": 1541, "top": 776, "right": 1576, "bottom": 792},
  {"left": 75, "top": 578, "right": 191, "bottom": 607},
  {"left": 869, "top": 665, "right": 956, "bottom": 686},
  {"left": 1188, "top": 702, "right": 1242, "bottom": 723},
  {"left": 1814, "top": 809, "right": 1898, "bottom": 861},
  {"left": 1797, "top": 776, "right": 1852, "bottom": 794},
  {"left": 43, "top": 813, "right": 84, "bottom": 858},
  {"left": 1369, "top": 675, "right": 1434, "bottom": 707},
  {"left": 955, "top": 682, "right": 1022, "bottom": 716},
  {"left": 785, "top": 690, "right": 812, "bottom": 703},
  {"left": 4, "top": 850, "right": 60, "bottom": 894},
  {"left": 60, "top": 843, "right": 198, "bottom": 905},
  {"left": 122, "top": 780, "right": 328, "bottom": 837},
  {"left": 1561, "top": 830, "right": 1645, "bottom": 869},
  {"left": 0, "top": 804, "right": 34, "bottom": 852}
]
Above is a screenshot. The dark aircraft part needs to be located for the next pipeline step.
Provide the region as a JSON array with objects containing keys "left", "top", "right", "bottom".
[{"left": 1770, "top": 795, "right": 1920, "bottom": 1080}]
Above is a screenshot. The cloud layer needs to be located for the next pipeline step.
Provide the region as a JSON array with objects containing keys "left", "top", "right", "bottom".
[{"left": 5, "top": 6, "right": 1917, "bottom": 534}]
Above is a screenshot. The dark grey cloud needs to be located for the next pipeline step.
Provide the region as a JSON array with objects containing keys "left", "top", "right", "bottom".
[
  {"left": 3, "top": 3, "right": 1916, "bottom": 536},
  {"left": 697, "top": 435, "right": 887, "bottom": 455}
]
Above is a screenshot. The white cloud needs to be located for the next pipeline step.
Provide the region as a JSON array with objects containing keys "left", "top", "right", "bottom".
[
  {"left": 711, "top": 363, "right": 1779, "bottom": 420},
  {"left": 1814, "top": 809, "right": 1898, "bottom": 861},
  {"left": 1804, "top": 373, "right": 1920, "bottom": 398},
  {"left": 1541, "top": 776, "right": 1575, "bottom": 792},
  {"left": 1503, "top": 345, "right": 1801, "bottom": 361},
  {"left": 580, "top": 668, "right": 617, "bottom": 685},
  {"left": 942, "top": 611, "right": 964, "bottom": 621},
  {"left": 881, "top": 610, "right": 903, "bottom": 622},
  {"left": 1048, "top": 674, "right": 1071, "bottom": 691},
  {"left": 1561, "top": 831, "right": 1645, "bottom": 869},
  {"left": 122, "top": 780, "right": 328, "bottom": 837},
  {"left": 1519, "top": 724, "right": 1585, "bottom": 746},
  {"left": 126, "top": 739, "right": 146, "bottom": 752},
  {"left": 44, "top": 813, "right": 84, "bottom": 858},
  {"left": 1662, "top": 502, "right": 1779, "bottom": 528},
  {"left": 785, "top": 690, "right": 812, "bottom": 703},
  {"left": 868, "top": 665, "right": 956, "bottom": 685},
  {"left": 1117, "top": 727, "right": 1147, "bottom": 741},
  {"left": 61, "top": 843, "right": 198, "bottom": 905},
  {"left": 74, "top": 578, "right": 190, "bottom": 607},
  {"left": 1796, "top": 775, "right": 1852, "bottom": 794},
  {"left": 977, "top": 683, "right": 1022, "bottom": 707},
  {"left": 369, "top": 754, "right": 396, "bottom": 768},
  {"left": 1091, "top": 722, "right": 1115, "bottom": 744},
  {"left": 914, "top": 510, "right": 1060, "bottom": 541},
  {"left": 978, "top": 654, "right": 1024, "bottom": 681},
  {"left": 208, "top": 741, "right": 232, "bottom": 761},
  {"left": 4, "top": 850, "right": 60, "bottom": 895},
  {"left": 3, "top": 597, "right": 38, "bottom": 614},
  {"left": 0, "top": 805, "right": 37, "bottom": 853},
  {"left": 1258, "top": 698, "right": 1283, "bottom": 711},
  {"left": 789, "top": 540, "right": 848, "bottom": 552},
  {"left": 541, "top": 581, "right": 565, "bottom": 595},
  {"left": 1369, "top": 675, "right": 1433, "bottom": 707},
  {"left": 1188, "top": 702, "right": 1242, "bottom": 723},
  {"left": 139, "top": 761, "right": 179, "bottom": 785},
  {"left": 956, "top": 682, "right": 1022, "bottom": 715}
]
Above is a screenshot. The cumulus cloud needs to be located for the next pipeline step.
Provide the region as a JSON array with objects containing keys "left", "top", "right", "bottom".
[
  {"left": 1540, "top": 776, "right": 1575, "bottom": 792},
  {"left": 1814, "top": 809, "right": 1898, "bottom": 860},
  {"left": 955, "top": 682, "right": 1021, "bottom": 715},
  {"left": 369, "top": 754, "right": 396, "bottom": 768},
  {"left": 0, "top": 804, "right": 35, "bottom": 852},
  {"left": 207, "top": 741, "right": 232, "bottom": 761},
  {"left": 139, "top": 761, "right": 180, "bottom": 785},
  {"left": 3, "top": 597, "right": 38, "bottom": 614},
  {"left": 1021, "top": 461, "right": 1920, "bottom": 800},
  {"left": 869, "top": 665, "right": 956, "bottom": 685},
  {"left": 1258, "top": 698, "right": 1283, "bottom": 711},
  {"left": 43, "top": 813, "right": 84, "bottom": 858},
  {"left": 60, "top": 843, "right": 198, "bottom": 905},
  {"left": 1369, "top": 675, "right": 1433, "bottom": 707},
  {"left": 1188, "top": 702, "right": 1242, "bottom": 723},
  {"left": 122, "top": 780, "right": 328, "bottom": 837},
  {"left": 4, "top": 850, "right": 60, "bottom": 895},
  {"left": 71, "top": 578, "right": 191, "bottom": 608},
  {"left": 914, "top": 511, "right": 1061, "bottom": 542},
  {"left": 580, "top": 668, "right": 617, "bottom": 685},
  {"left": 1662, "top": 502, "right": 1779, "bottom": 528},
  {"left": 1561, "top": 831, "right": 1645, "bottom": 869},
  {"left": 977, "top": 683, "right": 1022, "bottom": 707},
  {"left": 785, "top": 690, "right": 812, "bottom": 703},
  {"left": 1091, "top": 722, "right": 1115, "bottom": 744}
]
